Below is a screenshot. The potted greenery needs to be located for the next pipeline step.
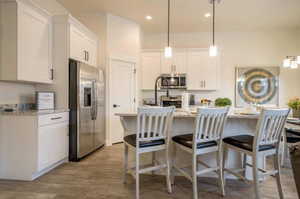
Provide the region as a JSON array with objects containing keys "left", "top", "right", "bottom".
[
  {"left": 288, "top": 98, "right": 300, "bottom": 118},
  {"left": 215, "top": 98, "right": 232, "bottom": 107}
]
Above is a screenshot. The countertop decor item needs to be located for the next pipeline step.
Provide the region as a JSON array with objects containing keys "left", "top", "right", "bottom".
[
  {"left": 36, "top": 91, "right": 55, "bottom": 110},
  {"left": 288, "top": 98, "right": 300, "bottom": 118},
  {"left": 235, "top": 67, "right": 279, "bottom": 107},
  {"left": 215, "top": 98, "right": 232, "bottom": 107}
]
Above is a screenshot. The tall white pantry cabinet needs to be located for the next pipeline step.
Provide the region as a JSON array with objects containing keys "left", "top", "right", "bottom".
[{"left": 0, "top": 0, "right": 53, "bottom": 84}]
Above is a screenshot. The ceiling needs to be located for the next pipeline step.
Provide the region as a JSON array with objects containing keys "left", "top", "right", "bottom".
[{"left": 57, "top": 0, "right": 300, "bottom": 33}]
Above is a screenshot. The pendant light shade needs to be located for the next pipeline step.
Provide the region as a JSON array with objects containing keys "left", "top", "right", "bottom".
[
  {"left": 165, "top": 46, "right": 172, "bottom": 58},
  {"left": 209, "top": 45, "right": 218, "bottom": 57},
  {"left": 209, "top": 0, "right": 220, "bottom": 57},
  {"left": 164, "top": 0, "right": 172, "bottom": 58},
  {"left": 291, "top": 61, "right": 298, "bottom": 69},
  {"left": 283, "top": 58, "right": 291, "bottom": 68}
]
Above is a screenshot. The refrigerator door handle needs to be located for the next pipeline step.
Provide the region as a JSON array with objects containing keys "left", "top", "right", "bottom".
[{"left": 94, "top": 81, "right": 98, "bottom": 120}]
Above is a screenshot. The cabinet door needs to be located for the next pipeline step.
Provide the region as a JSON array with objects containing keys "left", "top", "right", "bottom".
[
  {"left": 38, "top": 122, "right": 69, "bottom": 171},
  {"left": 173, "top": 50, "right": 187, "bottom": 74},
  {"left": 186, "top": 49, "right": 220, "bottom": 90},
  {"left": 141, "top": 52, "right": 161, "bottom": 90},
  {"left": 17, "top": 3, "right": 52, "bottom": 83},
  {"left": 85, "top": 37, "right": 98, "bottom": 67},
  {"left": 161, "top": 50, "right": 187, "bottom": 74},
  {"left": 160, "top": 53, "right": 172, "bottom": 74},
  {"left": 70, "top": 25, "right": 85, "bottom": 62}
]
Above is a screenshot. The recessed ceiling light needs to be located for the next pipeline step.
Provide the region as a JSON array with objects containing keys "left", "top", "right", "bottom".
[
  {"left": 204, "top": 13, "right": 211, "bottom": 18},
  {"left": 145, "top": 15, "right": 152, "bottom": 20}
]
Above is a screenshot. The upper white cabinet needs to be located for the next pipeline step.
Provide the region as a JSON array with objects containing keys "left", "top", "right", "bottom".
[
  {"left": 141, "top": 52, "right": 161, "bottom": 90},
  {"left": 161, "top": 49, "right": 187, "bottom": 74},
  {"left": 0, "top": 0, "right": 53, "bottom": 84},
  {"left": 141, "top": 48, "right": 220, "bottom": 91},
  {"left": 69, "top": 18, "right": 98, "bottom": 67},
  {"left": 186, "top": 49, "right": 220, "bottom": 90}
]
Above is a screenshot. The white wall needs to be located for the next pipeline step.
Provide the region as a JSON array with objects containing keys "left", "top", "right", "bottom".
[
  {"left": 142, "top": 30, "right": 300, "bottom": 107},
  {"left": 106, "top": 14, "right": 141, "bottom": 60}
]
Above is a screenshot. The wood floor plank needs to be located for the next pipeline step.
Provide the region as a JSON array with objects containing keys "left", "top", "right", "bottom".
[{"left": 0, "top": 144, "right": 297, "bottom": 199}]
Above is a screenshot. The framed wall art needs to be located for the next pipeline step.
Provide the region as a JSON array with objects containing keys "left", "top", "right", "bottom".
[{"left": 235, "top": 67, "right": 280, "bottom": 107}]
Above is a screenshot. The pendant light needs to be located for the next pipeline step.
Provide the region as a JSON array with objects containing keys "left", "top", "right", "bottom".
[
  {"left": 283, "top": 56, "right": 299, "bottom": 69},
  {"left": 164, "top": 0, "right": 172, "bottom": 58},
  {"left": 209, "top": 0, "right": 220, "bottom": 57}
]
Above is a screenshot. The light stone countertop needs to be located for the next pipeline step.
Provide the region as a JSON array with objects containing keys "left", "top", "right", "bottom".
[
  {"left": 116, "top": 111, "right": 260, "bottom": 120},
  {"left": 0, "top": 109, "right": 70, "bottom": 116}
]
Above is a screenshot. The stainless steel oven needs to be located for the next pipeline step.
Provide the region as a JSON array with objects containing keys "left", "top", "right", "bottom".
[{"left": 160, "top": 74, "right": 187, "bottom": 89}]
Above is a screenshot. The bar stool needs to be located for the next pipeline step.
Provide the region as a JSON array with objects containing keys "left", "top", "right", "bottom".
[
  {"left": 123, "top": 106, "right": 175, "bottom": 199},
  {"left": 172, "top": 107, "right": 229, "bottom": 199},
  {"left": 222, "top": 108, "right": 290, "bottom": 199}
]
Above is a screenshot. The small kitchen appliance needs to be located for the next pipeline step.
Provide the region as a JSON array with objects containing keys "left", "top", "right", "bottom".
[
  {"left": 161, "top": 95, "right": 182, "bottom": 108},
  {"left": 160, "top": 74, "right": 187, "bottom": 89}
]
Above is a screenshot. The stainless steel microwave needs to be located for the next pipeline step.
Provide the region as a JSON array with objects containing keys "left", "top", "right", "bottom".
[{"left": 160, "top": 74, "right": 187, "bottom": 89}]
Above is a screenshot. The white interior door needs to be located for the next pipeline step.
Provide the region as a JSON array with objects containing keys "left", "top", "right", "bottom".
[{"left": 109, "top": 59, "right": 136, "bottom": 144}]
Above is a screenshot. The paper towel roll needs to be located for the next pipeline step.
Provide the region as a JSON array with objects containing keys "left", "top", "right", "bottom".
[{"left": 182, "top": 93, "right": 190, "bottom": 110}]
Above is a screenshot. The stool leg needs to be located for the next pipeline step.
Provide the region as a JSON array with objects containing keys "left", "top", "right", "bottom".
[
  {"left": 274, "top": 152, "right": 284, "bottom": 199},
  {"left": 136, "top": 151, "right": 140, "bottom": 199},
  {"left": 166, "top": 148, "right": 172, "bottom": 194},
  {"left": 123, "top": 144, "right": 129, "bottom": 184},
  {"left": 170, "top": 143, "right": 176, "bottom": 185},
  {"left": 152, "top": 151, "right": 156, "bottom": 175},
  {"left": 252, "top": 155, "right": 260, "bottom": 199},
  {"left": 192, "top": 154, "right": 198, "bottom": 199},
  {"left": 243, "top": 153, "right": 247, "bottom": 177},
  {"left": 217, "top": 145, "right": 225, "bottom": 196},
  {"left": 222, "top": 145, "right": 228, "bottom": 186}
]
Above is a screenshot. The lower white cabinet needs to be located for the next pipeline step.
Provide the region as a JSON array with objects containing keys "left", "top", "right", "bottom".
[
  {"left": 0, "top": 112, "right": 69, "bottom": 181},
  {"left": 38, "top": 118, "right": 69, "bottom": 172}
]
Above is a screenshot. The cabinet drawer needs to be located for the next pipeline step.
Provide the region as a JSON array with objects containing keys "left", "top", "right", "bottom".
[{"left": 38, "top": 112, "right": 69, "bottom": 127}]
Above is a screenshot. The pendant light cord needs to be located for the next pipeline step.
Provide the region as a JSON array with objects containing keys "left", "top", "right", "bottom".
[
  {"left": 212, "top": 0, "right": 215, "bottom": 46},
  {"left": 168, "top": 0, "right": 170, "bottom": 47}
]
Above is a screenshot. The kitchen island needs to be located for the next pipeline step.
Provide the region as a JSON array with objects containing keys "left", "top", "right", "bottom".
[{"left": 116, "top": 111, "right": 262, "bottom": 180}]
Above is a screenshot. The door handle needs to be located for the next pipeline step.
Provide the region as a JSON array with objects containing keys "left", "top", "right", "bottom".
[
  {"left": 51, "top": 117, "right": 62, "bottom": 120},
  {"left": 113, "top": 104, "right": 120, "bottom": 108}
]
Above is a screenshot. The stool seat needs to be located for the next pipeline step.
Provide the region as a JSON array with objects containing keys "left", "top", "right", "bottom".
[
  {"left": 173, "top": 134, "right": 217, "bottom": 149},
  {"left": 124, "top": 134, "right": 165, "bottom": 148},
  {"left": 223, "top": 135, "right": 275, "bottom": 152}
]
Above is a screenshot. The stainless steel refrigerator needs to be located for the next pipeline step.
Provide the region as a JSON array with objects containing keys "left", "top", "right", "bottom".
[{"left": 69, "top": 59, "right": 105, "bottom": 161}]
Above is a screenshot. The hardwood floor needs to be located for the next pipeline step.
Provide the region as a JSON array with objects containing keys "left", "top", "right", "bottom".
[{"left": 0, "top": 144, "right": 297, "bottom": 199}]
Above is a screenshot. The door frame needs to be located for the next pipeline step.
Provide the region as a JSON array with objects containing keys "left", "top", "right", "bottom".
[{"left": 106, "top": 56, "right": 138, "bottom": 146}]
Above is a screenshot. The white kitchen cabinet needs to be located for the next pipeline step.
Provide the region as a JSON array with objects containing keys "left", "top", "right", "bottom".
[
  {"left": 161, "top": 49, "right": 187, "bottom": 74},
  {"left": 70, "top": 25, "right": 86, "bottom": 62},
  {"left": 38, "top": 117, "right": 69, "bottom": 172},
  {"left": 0, "top": 111, "right": 69, "bottom": 181},
  {"left": 141, "top": 52, "right": 161, "bottom": 90},
  {"left": 69, "top": 19, "right": 98, "bottom": 67},
  {"left": 0, "top": 0, "right": 53, "bottom": 84},
  {"left": 186, "top": 49, "right": 220, "bottom": 90},
  {"left": 141, "top": 48, "right": 220, "bottom": 90}
]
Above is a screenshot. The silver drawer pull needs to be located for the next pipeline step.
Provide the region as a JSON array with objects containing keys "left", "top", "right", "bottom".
[{"left": 51, "top": 117, "right": 62, "bottom": 120}]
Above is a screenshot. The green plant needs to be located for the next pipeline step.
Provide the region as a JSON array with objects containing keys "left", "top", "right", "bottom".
[
  {"left": 215, "top": 98, "right": 232, "bottom": 107},
  {"left": 287, "top": 98, "right": 300, "bottom": 110}
]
